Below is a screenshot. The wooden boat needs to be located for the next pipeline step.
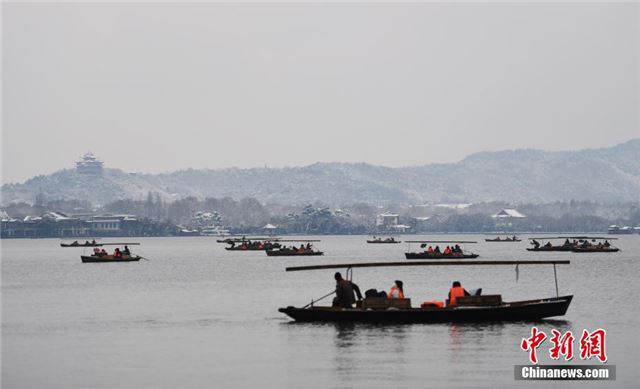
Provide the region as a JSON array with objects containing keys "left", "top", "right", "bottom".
[
  {"left": 266, "top": 249, "right": 324, "bottom": 257},
  {"left": 526, "top": 246, "right": 573, "bottom": 252},
  {"left": 527, "top": 237, "right": 618, "bottom": 253},
  {"left": 279, "top": 296, "right": 573, "bottom": 323},
  {"left": 224, "top": 242, "right": 281, "bottom": 251},
  {"left": 81, "top": 255, "right": 141, "bottom": 263},
  {"left": 60, "top": 241, "right": 140, "bottom": 248},
  {"left": 485, "top": 237, "right": 521, "bottom": 242},
  {"left": 367, "top": 237, "right": 401, "bottom": 244},
  {"left": 405, "top": 252, "right": 479, "bottom": 259},
  {"left": 278, "top": 260, "right": 572, "bottom": 323},
  {"left": 61, "top": 242, "right": 100, "bottom": 247},
  {"left": 571, "top": 247, "right": 620, "bottom": 253},
  {"left": 404, "top": 240, "right": 479, "bottom": 260}
]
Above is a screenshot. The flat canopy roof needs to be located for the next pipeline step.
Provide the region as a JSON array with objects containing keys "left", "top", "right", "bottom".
[{"left": 286, "top": 260, "right": 570, "bottom": 272}]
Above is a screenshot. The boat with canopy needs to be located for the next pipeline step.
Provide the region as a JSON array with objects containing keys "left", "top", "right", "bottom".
[
  {"left": 527, "top": 237, "right": 619, "bottom": 252},
  {"left": 404, "top": 240, "right": 479, "bottom": 259},
  {"left": 266, "top": 240, "right": 324, "bottom": 256},
  {"left": 278, "top": 260, "right": 572, "bottom": 323},
  {"left": 64, "top": 242, "right": 144, "bottom": 263}
]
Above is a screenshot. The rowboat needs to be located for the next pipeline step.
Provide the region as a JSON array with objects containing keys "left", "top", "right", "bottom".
[
  {"left": 571, "top": 247, "right": 620, "bottom": 253},
  {"left": 405, "top": 252, "right": 479, "bottom": 259},
  {"left": 265, "top": 240, "right": 323, "bottom": 256},
  {"left": 485, "top": 237, "right": 521, "bottom": 242},
  {"left": 266, "top": 249, "right": 324, "bottom": 257},
  {"left": 527, "top": 237, "right": 618, "bottom": 253},
  {"left": 278, "top": 260, "right": 572, "bottom": 323},
  {"left": 60, "top": 241, "right": 140, "bottom": 248},
  {"left": 366, "top": 237, "right": 401, "bottom": 244},
  {"left": 404, "top": 240, "right": 479, "bottom": 260},
  {"left": 224, "top": 242, "right": 281, "bottom": 251},
  {"left": 81, "top": 255, "right": 141, "bottom": 263},
  {"left": 63, "top": 242, "right": 145, "bottom": 263}
]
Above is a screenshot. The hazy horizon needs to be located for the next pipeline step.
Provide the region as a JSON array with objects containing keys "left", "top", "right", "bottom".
[{"left": 3, "top": 2, "right": 639, "bottom": 183}]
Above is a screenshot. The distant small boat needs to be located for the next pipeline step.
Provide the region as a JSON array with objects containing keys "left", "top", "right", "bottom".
[
  {"left": 527, "top": 237, "right": 618, "bottom": 253},
  {"left": 225, "top": 242, "right": 281, "bottom": 251},
  {"left": 367, "top": 237, "right": 401, "bottom": 244},
  {"left": 81, "top": 255, "right": 141, "bottom": 263},
  {"left": 405, "top": 252, "right": 479, "bottom": 260},
  {"left": 266, "top": 249, "right": 324, "bottom": 257},
  {"left": 404, "top": 240, "right": 479, "bottom": 260},
  {"left": 485, "top": 237, "right": 521, "bottom": 242},
  {"left": 61, "top": 242, "right": 101, "bottom": 247}
]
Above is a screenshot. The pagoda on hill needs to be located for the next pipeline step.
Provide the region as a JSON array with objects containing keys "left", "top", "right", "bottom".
[{"left": 75, "top": 152, "right": 104, "bottom": 175}]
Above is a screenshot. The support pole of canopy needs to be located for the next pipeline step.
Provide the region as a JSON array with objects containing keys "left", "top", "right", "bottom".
[{"left": 553, "top": 264, "right": 559, "bottom": 298}]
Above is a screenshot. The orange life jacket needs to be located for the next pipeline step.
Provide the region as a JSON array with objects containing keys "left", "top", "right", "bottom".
[
  {"left": 421, "top": 300, "right": 444, "bottom": 308},
  {"left": 449, "top": 286, "right": 466, "bottom": 306},
  {"left": 389, "top": 286, "right": 405, "bottom": 299}
]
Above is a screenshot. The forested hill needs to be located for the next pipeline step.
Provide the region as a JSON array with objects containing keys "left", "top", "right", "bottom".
[{"left": 2, "top": 139, "right": 639, "bottom": 206}]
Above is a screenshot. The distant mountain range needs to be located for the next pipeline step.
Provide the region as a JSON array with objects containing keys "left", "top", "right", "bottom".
[{"left": 2, "top": 139, "right": 639, "bottom": 206}]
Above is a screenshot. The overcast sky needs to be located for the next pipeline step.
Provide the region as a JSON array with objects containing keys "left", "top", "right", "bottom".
[{"left": 2, "top": 2, "right": 638, "bottom": 183}]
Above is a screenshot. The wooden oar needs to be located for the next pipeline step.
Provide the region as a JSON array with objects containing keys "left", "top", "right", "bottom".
[{"left": 302, "top": 290, "right": 336, "bottom": 308}]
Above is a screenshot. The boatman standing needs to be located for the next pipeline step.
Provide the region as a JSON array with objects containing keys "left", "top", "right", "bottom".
[{"left": 333, "top": 272, "right": 362, "bottom": 308}]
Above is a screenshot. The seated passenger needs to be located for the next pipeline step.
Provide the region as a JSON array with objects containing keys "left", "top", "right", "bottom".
[
  {"left": 434, "top": 246, "right": 441, "bottom": 254},
  {"left": 388, "top": 280, "right": 405, "bottom": 299},
  {"left": 427, "top": 245, "right": 434, "bottom": 253},
  {"left": 443, "top": 246, "right": 452, "bottom": 255},
  {"left": 448, "top": 281, "right": 471, "bottom": 306}
]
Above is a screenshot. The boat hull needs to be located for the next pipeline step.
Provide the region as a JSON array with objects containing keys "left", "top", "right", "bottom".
[
  {"left": 279, "top": 295, "right": 573, "bottom": 323},
  {"left": 366, "top": 240, "right": 401, "bottom": 244},
  {"left": 571, "top": 248, "right": 619, "bottom": 253},
  {"left": 266, "top": 251, "right": 324, "bottom": 257},
  {"left": 405, "top": 253, "right": 479, "bottom": 260},
  {"left": 527, "top": 246, "right": 573, "bottom": 252},
  {"left": 225, "top": 247, "right": 277, "bottom": 251},
  {"left": 485, "top": 239, "right": 521, "bottom": 242},
  {"left": 81, "top": 255, "right": 141, "bottom": 263}
]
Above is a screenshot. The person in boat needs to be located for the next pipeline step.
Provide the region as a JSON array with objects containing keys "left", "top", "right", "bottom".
[
  {"left": 443, "top": 246, "right": 452, "bottom": 255},
  {"left": 453, "top": 244, "right": 462, "bottom": 254},
  {"left": 531, "top": 239, "right": 540, "bottom": 249},
  {"left": 91, "top": 239, "right": 97, "bottom": 245},
  {"left": 123, "top": 246, "right": 131, "bottom": 256},
  {"left": 113, "top": 248, "right": 122, "bottom": 258},
  {"left": 544, "top": 241, "right": 553, "bottom": 248},
  {"left": 100, "top": 248, "right": 108, "bottom": 256},
  {"left": 333, "top": 272, "right": 362, "bottom": 308},
  {"left": 297, "top": 244, "right": 306, "bottom": 254},
  {"left": 512, "top": 236, "right": 517, "bottom": 241},
  {"left": 427, "top": 245, "right": 434, "bottom": 253},
  {"left": 604, "top": 240, "right": 610, "bottom": 248},
  {"left": 388, "top": 280, "right": 405, "bottom": 299},
  {"left": 434, "top": 245, "right": 441, "bottom": 254},
  {"left": 448, "top": 281, "right": 470, "bottom": 306},
  {"left": 563, "top": 238, "right": 571, "bottom": 247},
  {"left": 93, "top": 248, "right": 100, "bottom": 256}
]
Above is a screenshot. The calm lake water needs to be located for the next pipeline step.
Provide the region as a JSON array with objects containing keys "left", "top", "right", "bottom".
[{"left": 2, "top": 235, "right": 639, "bottom": 388}]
